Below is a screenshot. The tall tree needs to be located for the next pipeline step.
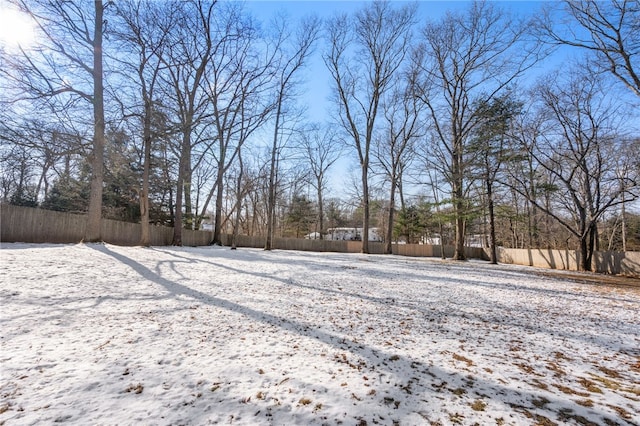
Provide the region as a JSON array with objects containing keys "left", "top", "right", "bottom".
[
  {"left": 161, "top": 0, "right": 215, "bottom": 245},
  {"left": 415, "top": 1, "right": 538, "bottom": 260},
  {"left": 375, "top": 68, "right": 423, "bottom": 253},
  {"left": 112, "top": 0, "right": 177, "bottom": 246},
  {"left": 5, "top": 0, "right": 107, "bottom": 241},
  {"left": 470, "top": 95, "right": 521, "bottom": 264},
  {"left": 264, "top": 14, "right": 320, "bottom": 250},
  {"left": 299, "top": 124, "right": 342, "bottom": 240},
  {"left": 324, "top": 0, "right": 415, "bottom": 253},
  {"left": 199, "top": 3, "right": 277, "bottom": 245}
]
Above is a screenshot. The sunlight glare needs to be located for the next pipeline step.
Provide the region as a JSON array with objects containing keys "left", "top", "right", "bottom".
[{"left": 0, "top": 5, "right": 36, "bottom": 49}]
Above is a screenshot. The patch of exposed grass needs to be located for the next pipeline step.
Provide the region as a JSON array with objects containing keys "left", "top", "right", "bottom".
[
  {"left": 515, "top": 362, "right": 536, "bottom": 375},
  {"left": 452, "top": 353, "right": 474, "bottom": 367},
  {"left": 531, "top": 396, "right": 550, "bottom": 408},
  {"left": 546, "top": 361, "right": 566, "bottom": 377},
  {"left": 587, "top": 373, "right": 640, "bottom": 399},
  {"left": 530, "top": 378, "right": 549, "bottom": 390},
  {"left": 589, "top": 374, "right": 620, "bottom": 390},
  {"left": 125, "top": 383, "right": 143, "bottom": 394},
  {"left": 448, "top": 412, "right": 465, "bottom": 424},
  {"left": 553, "top": 351, "right": 572, "bottom": 361},
  {"left": 509, "top": 404, "right": 557, "bottom": 426},
  {"left": 575, "top": 399, "right": 594, "bottom": 407},
  {"left": 577, "top": 377, "right": 603, "bottom": 394},
  {"left": 597, "top": 365, "right": 622, "bottom": 378},
  {"left": 298, "top": 397, "right": 312, "bottom": 406},
  {"left": 624, "top": 386, "right": 640, "bottom": 397},
  {"left": 470, "top": 399, "right": 487, "bottom": 411},
  {"left": 553, "top": 383, "right": 590, "bottom": 397},
  {"left": 607, "top": 404, "right": 634, "bottom": 420},
  {"left": 533, "top": 415, "right": 558, "bottom": 426},
  {"left": 451, "top": 387, "right": 467, "bottom": 396}
]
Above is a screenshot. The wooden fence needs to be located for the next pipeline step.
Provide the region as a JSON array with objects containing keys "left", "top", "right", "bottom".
[
  {"left": 2, "top": 204, "right": 637, "bottom": 277},
  {"left": 492, "top": 247, "right": 640, "bottom": 278},
  {"left": 1, "top": 204, "right": 486, "bottom": 257},
  {"left": 0, "top": 204, "right": 212, "bottom": 247},
  {"left": 222, "top": 234, "right": 485, "bottom": 257}
]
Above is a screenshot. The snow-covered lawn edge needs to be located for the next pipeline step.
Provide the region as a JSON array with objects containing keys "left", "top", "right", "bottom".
[{"left": 1, "top": 243, "right": 639, "bottom": 425}]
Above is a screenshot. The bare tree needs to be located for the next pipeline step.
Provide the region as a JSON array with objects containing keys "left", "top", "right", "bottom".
[
  {"left": 298, "top": 124, "right": 343, "bottom": 240},
  {"left": 324, "top": 0, "right": 415, "bottom": 253},
  {"left": 374, "top": 69, "right": 424, "bottom": 253},
  {"left": 614, "top": 137, "right": 640, "bottom": 251},
  {"left": 510, "top": 67, "right": 639, "bottom": 270},
  {"left": 196, "top": 4, "right": 277, "bottom": 245},
  {"left": 0, "top": 117, "right": 84, "bottom": 205},
  {"left": 539, "top": 0, "right": 640, "bottom": 97},
  {"left": 229, "top": 149, "right": 245, "bottom": 249},
  {"left": 415, "top": 1, "right": 539, "bottom": 260},
  {"left": 159, "top": 0, "right": 216, "bottom": 245},
  {"left": 112, "top": 0, "right": 177, "bottom": 246},
  {"left": 4, "top": 0, "right": 107, "bottom": 241},
  {"left": 264, "top": 14, "right": 320, "bottom": 250}
]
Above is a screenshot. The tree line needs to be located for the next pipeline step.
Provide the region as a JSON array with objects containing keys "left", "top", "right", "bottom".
[{"left": 1, "top": 0, "right": 638, "bottom": 271}]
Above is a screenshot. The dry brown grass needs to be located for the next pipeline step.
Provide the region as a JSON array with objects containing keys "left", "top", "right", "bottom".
[{"left": 452, "top": 353, "right": 474, "bottom": 367}]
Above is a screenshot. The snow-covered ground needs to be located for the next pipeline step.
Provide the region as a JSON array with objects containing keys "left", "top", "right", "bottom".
[{"left": 1, "top": 243, "right": 639, "bottom": 426}]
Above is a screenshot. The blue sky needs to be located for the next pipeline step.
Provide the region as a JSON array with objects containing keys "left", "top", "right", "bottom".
[
  {"left": 238, "top": 1, "right": 559, "bottom": 196},
  {"left": 241, "top": 1, "right": 553, "bottom": 124}
]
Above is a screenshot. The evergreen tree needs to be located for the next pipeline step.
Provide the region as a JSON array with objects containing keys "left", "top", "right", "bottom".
[
  {"left": 42, "top": 172, "right": 89, "bottom": 213},
  {"left": 285, "top": 195, "right": 316, "bottom": 238}
]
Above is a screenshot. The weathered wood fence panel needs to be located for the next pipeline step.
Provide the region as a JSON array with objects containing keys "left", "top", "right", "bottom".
[
  {"left": 1, "top": 204, "right": 213, "bottom": 247},
  {"left": 1, "top": 204, "right": 86, "bottom": 243},
  {"left": 493, "top": 247, "right": 640, "bottom": 278}
]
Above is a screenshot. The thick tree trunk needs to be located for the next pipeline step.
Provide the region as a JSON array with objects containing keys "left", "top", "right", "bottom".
[
  {"left": 173, "top": 173, "right": 183, "bottom": 246},
  {"left": 453, "top": 175, "right": 466, "bottom": 260},
  {"left": 585, "top": 222, "right": 597, "bottom": 272},
  {"left": 183, "top": 150, "right": 193, "bottom": 230},
  {"left": 173, "top": 132, "right": 191, "bottom": 246},
  {"left": 231, "top": 153, "right": 244, "bottom": 250},
  {"left": 212, "top": 168, "right": 224, "bottom": 245},
  {"left": 385, "top": 180, "right": 396, "bottom": 254},
  {"left": 452, "top": 134, "right": 466, "bottom": 260},
  {"left": 361, "top": 163, "right": 370, "bottom": 254},
  {"left": 579, "top": 236, "right": 589, "bottom": 272},
  {"left": 85, "top": 0, "right": 105, "bottom": 243},
  {"left": 265, "top": 98, "right": 284, "bottom": 251}
]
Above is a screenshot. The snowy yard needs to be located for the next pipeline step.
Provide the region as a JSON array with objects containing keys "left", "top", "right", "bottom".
[{"left": 1, "top": 243, "right": 639, "bottom": 426}]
